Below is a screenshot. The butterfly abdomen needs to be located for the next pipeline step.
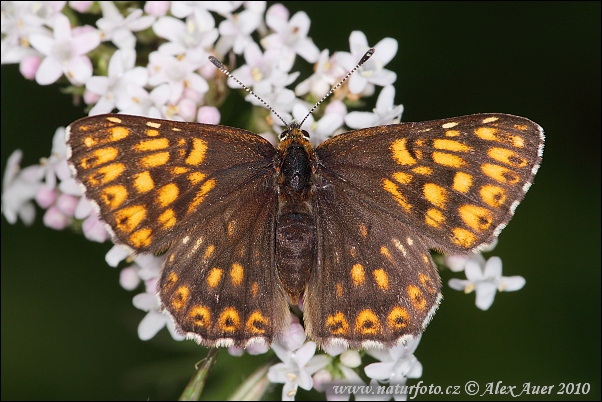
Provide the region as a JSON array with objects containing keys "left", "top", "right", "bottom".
[
  {"left": 276, "top": 135, "right": 317, "bottom": 304},
  {"left": 275, "top": 210, "right": 316, "bottom": 304}
]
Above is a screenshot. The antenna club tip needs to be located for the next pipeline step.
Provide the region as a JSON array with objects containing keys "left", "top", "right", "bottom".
[
  {"left": 208, "top": 56, "right": 223, "bottom": 69},
  {"left": 360, "top": 48, "right": 375, "bottom": 65}
]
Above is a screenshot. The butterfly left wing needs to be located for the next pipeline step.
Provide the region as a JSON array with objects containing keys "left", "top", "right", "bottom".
[
  {"left": 66, "top": 114, "right": 278, "bottom": 255},
  {"left": 67, "top": 114, "right": 290, "bottom": 347},
  {"left": 158, "top": 171, "right": 290, "bottom": 347}
]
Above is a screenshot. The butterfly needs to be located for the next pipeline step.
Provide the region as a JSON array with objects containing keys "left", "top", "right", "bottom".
[{"left": 66, "top": 109, "right": 543, "bottom": 349}]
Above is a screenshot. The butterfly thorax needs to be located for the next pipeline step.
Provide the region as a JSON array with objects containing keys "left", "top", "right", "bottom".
[{"left": 275, "top": 128, "right": 317, "bottom": 304}]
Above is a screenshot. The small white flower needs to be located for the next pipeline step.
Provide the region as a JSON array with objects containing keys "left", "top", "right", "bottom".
[
  {"left": 96, "top": 2, "right": 155, "bottom": 49},
  {"left": 364, "top": 336, "right": 423, "bottom": 382},
  {"left": 337, "top": 31, "right": 398, "bottom": 95},
  {"left": 153, "top": 14, "right": 218, "bottom": 66},
  {"left": 119, "top": 266, "right": 141, "bottom": 290},
  {"left": 125, "top": 254, "right": 184, "bottom": 341},
  {"left": 131, "top": 254, "right": 184, "bottom": 342},
  {"left": 448, "top": 256, "right": 526, "bottom": 310},
  {"left": 81, "top": 213, "right": 108, "bottom": 242},
  {"left": 37, "top": 127, "right": 66, "bottom": 189},
  {"left": 116, "top": 83, "right": 170, "bottom": 118},
  {"left": 278, "top": 318, "right": 308, "bottom": 351},
  {"left": 2, "top": 150, "right": 44, "bottom": 225},
  {"left": 268, "top": 340, "right": 331, "bottom": 401},
  {"left": 134, "top": 291, "right": 172, "bottom": 340},
  {"left": 228, "top": 41, "right": 298, "bottom": 90},
  {"left": 362, "top": 338, "right": 422, "bottom": 401},
  {"left": 215, "top": 7, "right": 263, "bottom": 56},
  {"left": 197, "top": 106, "right": 221, "bottom": 124},
  {"left": 43, "top": 205, "right": 71, "bottom": 229},
  {"left": 148, "top": 51, "right": 208, "bottom": 104},
  {"left": 345, "top": 85, "right": 403, "bottom": 129},
  {"left": 295, "top": 49, "right": 345, "bottom": 99},
  {"left": 29, "top": 13, "right": 100, "bottom": 85},
  {"left": 0, "top": 2, "right": 54, "bottom": 65},
  {"left": 105, "top": 244, "right": 131, "bottom": 267},
  {"left": 339, "top": 350, "right": 362, "bottom": 368},
  {"left": 261, "top": 4, "right": 319, "bottom": 71},
  {"left": 87, "top": 48, "right": 148, "bottom": 115},
  {"left": 246, "top": 80, "right": 296, "bottom": 125}
]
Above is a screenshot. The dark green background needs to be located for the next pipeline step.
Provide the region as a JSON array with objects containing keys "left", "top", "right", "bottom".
[{"left": 2, "top": 2, "right": 600, "bottom": 400}]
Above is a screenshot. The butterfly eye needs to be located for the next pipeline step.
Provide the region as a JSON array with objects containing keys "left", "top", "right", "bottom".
[
  {"left": 278, "top": 130, "right": 289, "bottom": 141},
  {"left": 301, "top": 130, "right": 311, "bottom": 141}
]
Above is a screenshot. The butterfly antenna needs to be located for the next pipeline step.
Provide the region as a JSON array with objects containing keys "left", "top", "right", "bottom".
[
  {"left": 209, "top": 56, "right": 289, "bottom": 128},
  {"left": 299, "top": 47, "right": 375, "bottom": 128}
]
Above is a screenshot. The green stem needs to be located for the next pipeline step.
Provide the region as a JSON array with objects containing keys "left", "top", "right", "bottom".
[
  {"left": 227, "top": 357, "right": 278, "bottom": 401},
  {"left": 179, "top": 348, "right": 220, "bottom": 401}
]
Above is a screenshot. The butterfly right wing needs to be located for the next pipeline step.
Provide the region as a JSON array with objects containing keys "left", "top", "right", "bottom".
[
  {"left": 305, "top": 169, "right": 442, "bottom": 349},
  {"left": 305, "top": 113, "right": 543, "bottom": 348},
  {"left": 313, "top": 114, "right": 544, "bottom": 254}
]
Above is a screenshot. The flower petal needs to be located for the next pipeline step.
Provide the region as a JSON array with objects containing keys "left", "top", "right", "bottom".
[
  {"left": 465, "top": 260, "right": 486, "bottom": 281},
  {"left": 500, "top": 275, "right": 526, "bottom": 292},
  {"left": 267, "top": 362, "right": 289, "bottom": 383},
  {"left": 294, "top": 341, "right": 317, "bottom": 367},
  {"left": 370, "top": 69, "right": 397, "bottom": 87},
  {"left": 484, "top": 256, "right": 503, "bottom": 280},
  {"left": 475, "top": 281, "right": 497, "bottom": 310},
  {"left": 271, "top": 342, "right": 292, "bottom": 363},
  {"left": 365, "top": 361, "right": 396, "bottom": 380},
  {"left": 138, "top": 310, "right": 166, "bottom": 340},
  {"left": 306, "top": 354, "right": 331, "bottom": 374},
  {"left": 105, "top": 244, "right": 130, "bottom": 267},
  {"left": 374, "top": 37, "right": 398, "bottom": 65},
  {"left": 35, "top": 56, "right": 63, "bottom": 85},
  {"left": 71, "top": 31, "right": 101, "bottom": 55},
  {"left": 448, "top": 278, "right": 471, "bottom": 292}
]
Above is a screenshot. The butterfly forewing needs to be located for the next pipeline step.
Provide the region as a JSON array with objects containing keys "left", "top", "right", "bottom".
[
  {"left": 315, "top": 113, "right": 544, "bottom": 254},
  {"left": 67, "top": 114, "right": 277, "bottom": 254}
]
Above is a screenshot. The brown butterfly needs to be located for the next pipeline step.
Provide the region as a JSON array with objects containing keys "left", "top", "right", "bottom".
[{"left": 66, "top": 51, "right": 543, "bottom": 349}]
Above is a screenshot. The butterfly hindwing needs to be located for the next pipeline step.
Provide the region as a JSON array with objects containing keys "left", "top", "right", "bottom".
[
  {"left": 305, "top": 166, "right": 442, "bottom": 348},
  {"left": 158, "top": 172, "right": 290, "bottom": 347}
]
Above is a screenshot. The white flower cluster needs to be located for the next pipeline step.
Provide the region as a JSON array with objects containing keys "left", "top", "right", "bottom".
[{"left": 1, "top": 2, "right": 526, "bottom": 400}]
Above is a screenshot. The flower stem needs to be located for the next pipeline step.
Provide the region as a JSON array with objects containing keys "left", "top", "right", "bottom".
[
  {"left": 179, "top": 348, "right": 219, "bottom": 401},
  {"left": 227, "top": 357, "right": 278, "bottom": 401}
]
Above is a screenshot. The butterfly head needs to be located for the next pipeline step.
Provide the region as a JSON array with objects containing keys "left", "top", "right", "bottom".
[{"left": 277, "top": 120, "right": 312, "bottom": 150}]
